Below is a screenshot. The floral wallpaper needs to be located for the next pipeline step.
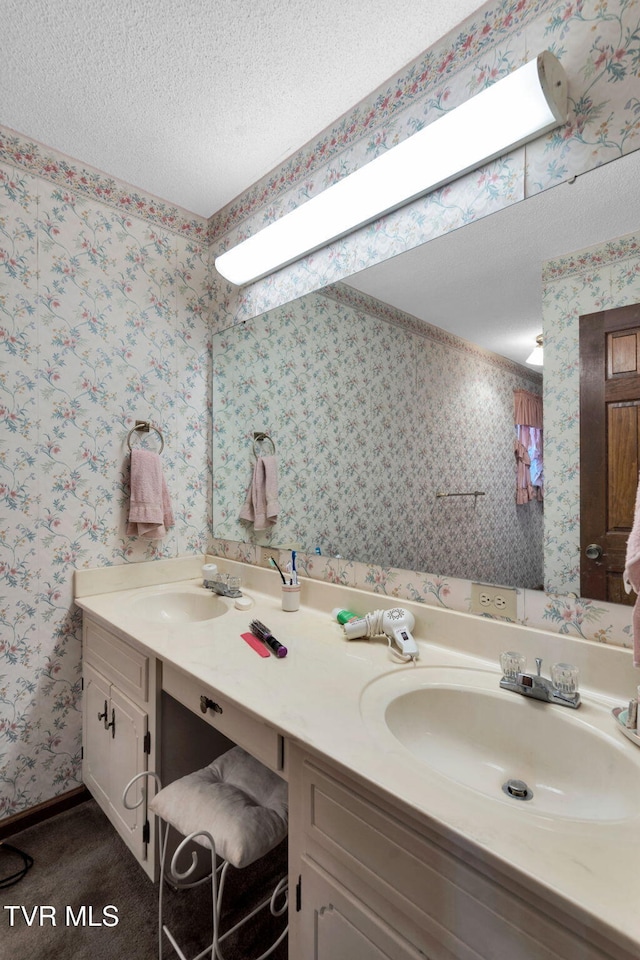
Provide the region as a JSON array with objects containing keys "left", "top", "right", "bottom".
[
  {"left": 213, "top": 284, "right": 544, "bottom": 588},
  {"left": 210, "top": 0, "right": 640, "bottom": 329},
  {"left": 0, "top": 155, "right": 210, "bottom": 819}
]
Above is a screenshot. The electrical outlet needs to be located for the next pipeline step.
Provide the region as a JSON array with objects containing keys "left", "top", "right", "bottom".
[
  {"left": 471, "top": 582, "right": 517, "bottom": 620},
  {"left": 258, "top": 547, "right": 273, "bottom": 568},
  {"left": 259, "top": 544, "right": 299, "bottom": 567}
]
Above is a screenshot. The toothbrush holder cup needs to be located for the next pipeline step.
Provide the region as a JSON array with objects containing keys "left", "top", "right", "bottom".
[{"left": 281, "top": 584, "right": 301, "bottom": 612}]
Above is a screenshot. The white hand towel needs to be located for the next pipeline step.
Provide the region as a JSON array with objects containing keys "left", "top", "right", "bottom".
[
  {"left": 127, "top": 448, "right": 174, "bottom": 540},
  {"left": 239, "top": 455, "right": 280, "bottom": 530},
  {"left": 624, "top": 471, "right": 640, "bottom": 667}
]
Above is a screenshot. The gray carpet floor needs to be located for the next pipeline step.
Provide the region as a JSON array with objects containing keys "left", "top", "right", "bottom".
[{"left": 0, "top": 799, "right": 288, "bottom": 960}]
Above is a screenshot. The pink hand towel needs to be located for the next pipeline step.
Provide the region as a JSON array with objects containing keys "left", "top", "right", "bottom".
[
  {"left": 127, "top": 448, "right": 174, "bottom": 540},
  {"left": 239, "top": 455, "right": 280, "bottom": 531},
  {"left": 624, "top": 471, "right": 640, "bottom": 667}
]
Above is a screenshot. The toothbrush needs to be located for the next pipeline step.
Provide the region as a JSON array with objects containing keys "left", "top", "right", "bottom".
[
  {"left": 291, "top": 551, "right": 298, "bottom": 586},
  {"left": 269, "top": 556, "right": 287, "bottom": 585}
]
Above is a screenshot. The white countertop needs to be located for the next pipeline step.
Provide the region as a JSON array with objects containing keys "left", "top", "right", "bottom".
[{"left": 75, "top": 557, "right": 640, "bottom": 956}]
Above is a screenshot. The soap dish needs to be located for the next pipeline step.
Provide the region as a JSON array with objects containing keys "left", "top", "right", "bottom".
[{"left": 612, "top": 706, "right": 640, "bottom": 747}]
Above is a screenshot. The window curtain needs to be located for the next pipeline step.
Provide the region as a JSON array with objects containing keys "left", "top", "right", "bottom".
[{"left": 514, "top": 389, "right": 543, "bottom": 505}]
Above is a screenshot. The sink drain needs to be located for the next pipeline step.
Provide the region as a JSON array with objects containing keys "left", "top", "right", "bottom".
[{"left": 502, "top": 778, "right": 533, "bottom": 801}]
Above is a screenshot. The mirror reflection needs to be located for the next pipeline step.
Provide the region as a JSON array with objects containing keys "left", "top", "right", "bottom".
[{"left": 212, "top": 150, "right": 640, "bottom": 593}]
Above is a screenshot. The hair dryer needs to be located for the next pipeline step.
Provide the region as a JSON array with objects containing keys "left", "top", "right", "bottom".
[{"left": 343, "top": 607, "right": 418, "bottom": 659}]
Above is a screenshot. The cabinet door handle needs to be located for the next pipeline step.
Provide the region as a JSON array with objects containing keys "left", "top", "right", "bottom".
[
  {"left": 106, "top": 708, "right": 116, "bottom": 738},
  {"left": 98, "top": 701, "right": 108, "bottom": 728},
  {"left": 200, "top": 695, "right": 223, "bottom": 715}
]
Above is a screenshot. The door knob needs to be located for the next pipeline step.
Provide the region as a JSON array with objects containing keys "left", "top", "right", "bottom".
[{"left": 585, "top": 543, "right": 603, "bottom": 560}]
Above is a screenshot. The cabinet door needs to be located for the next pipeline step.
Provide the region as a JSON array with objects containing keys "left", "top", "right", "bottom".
[
  {"left": 299, "top": 860, "right": 429, "bottom": 960},
  {"left": 109, "top": 683, "right": 148, "bottom": 864},
  {"left": 83, "top": 662, "right": 112, "bottom": 810},
  {"left": 83, "top": 662, "right": 149, "bottom": 865}
]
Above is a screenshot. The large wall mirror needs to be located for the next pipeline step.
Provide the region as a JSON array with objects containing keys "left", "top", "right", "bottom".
[{"left": 212, "top": 148, "right": 640, "bottom": 595}]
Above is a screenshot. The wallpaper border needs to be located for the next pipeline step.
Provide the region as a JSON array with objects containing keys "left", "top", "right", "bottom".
[{"left": 0, "top": 126, "right": 209, "bottom": 240}]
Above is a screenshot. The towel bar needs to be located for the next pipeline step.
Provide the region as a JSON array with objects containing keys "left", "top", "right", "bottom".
[
  {"left": 253, "top": 431, "right": 276, "bottom": 456},
  {"left": 127, "top": 420, "right": 165, "bottom": 454}
]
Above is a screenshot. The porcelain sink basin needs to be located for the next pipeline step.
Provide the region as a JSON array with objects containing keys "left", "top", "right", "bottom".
[
  {"left": 126, "top": 589, "right": 227, "bottom": 624},
  {"left": 360, "top": 666, "right": 640, "bottom": 821}
]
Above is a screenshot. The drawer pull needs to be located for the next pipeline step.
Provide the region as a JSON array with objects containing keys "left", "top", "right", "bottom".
[{"left": 200, "top": 695, "right": 223, "bottom": 715}]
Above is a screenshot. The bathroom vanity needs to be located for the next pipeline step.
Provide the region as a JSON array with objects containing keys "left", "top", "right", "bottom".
[{"left": 74, "top": 557, "right": 640, "bottom": 960}]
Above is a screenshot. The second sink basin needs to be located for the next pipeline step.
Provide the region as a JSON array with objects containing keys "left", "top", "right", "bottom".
[
  {"left": 127, "top": 588, "right": 227, "bottom": 623},
  {"left": 360, "top": 666, "right": 640, "bottom": 821}
]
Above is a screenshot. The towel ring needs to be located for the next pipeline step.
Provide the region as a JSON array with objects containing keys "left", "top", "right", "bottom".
[
  {"left": 253, "top": 432, "right": 276, "bottom": 457},
  {"left": 127, "top": 420, "right": 164, "bottom": 454}
]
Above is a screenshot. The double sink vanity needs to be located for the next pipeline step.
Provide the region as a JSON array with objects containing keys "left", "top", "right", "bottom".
[{"left": 74, "top": 555, "right": 640, "bottom": 960}]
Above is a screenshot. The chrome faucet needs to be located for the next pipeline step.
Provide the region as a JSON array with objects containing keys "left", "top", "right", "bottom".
[
  {"left": 204, "top": 575, "right": 243, "bottom": 599},
  {"left": 499, "top": 655, "right": 581, "bottom": 709}
]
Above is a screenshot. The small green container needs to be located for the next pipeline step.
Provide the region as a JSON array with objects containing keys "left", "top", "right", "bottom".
[{"left": 332, "top": 608, "right": 361, "bottom": 625}]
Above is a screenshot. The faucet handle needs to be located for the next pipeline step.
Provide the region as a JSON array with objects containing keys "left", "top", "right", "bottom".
[
  {"left": 499, "top": 650, "right": 526, "bottom": 680},
  {"left": 551, "top": 662, "right": 579, "bottom": 695}
]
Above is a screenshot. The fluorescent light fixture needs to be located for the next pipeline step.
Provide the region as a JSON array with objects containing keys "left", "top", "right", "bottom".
[
  {"left": 527, "top": 334, "right": 544, "bottom": 366},
  {"left": 215, "top": 51, "right": 568, "bottom": 287}
]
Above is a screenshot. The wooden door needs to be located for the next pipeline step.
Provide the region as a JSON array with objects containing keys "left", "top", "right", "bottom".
[{"left": 580, "top": 303, "right": 640, "bottom": 602}]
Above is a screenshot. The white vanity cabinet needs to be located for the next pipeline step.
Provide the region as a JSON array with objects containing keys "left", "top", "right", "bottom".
[
  {"left": 288, "top": 746, "right": 632, "bottom": 960},
  {"left": 82, "top": 617, "right": 159, "bottom": 880}
]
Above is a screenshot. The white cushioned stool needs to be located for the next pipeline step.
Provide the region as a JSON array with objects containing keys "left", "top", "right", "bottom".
[{"left": 126, "top": 746, "right": 288, "bottom": 960}]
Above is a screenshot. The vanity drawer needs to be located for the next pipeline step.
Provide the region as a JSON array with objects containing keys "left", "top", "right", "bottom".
[
  {"left": 299, "top": 757, "right": 617, "bottom": 960},
  {"left": 83, "top": 619, "right": 149, "bottom": 703},
  {"left": 162, "top": 663, "right": 286, "bottom": 778}
]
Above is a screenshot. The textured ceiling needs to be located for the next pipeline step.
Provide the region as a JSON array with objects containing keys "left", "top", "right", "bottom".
[{"left": 1, "top": 0, "right": 487, "bottom": 216}]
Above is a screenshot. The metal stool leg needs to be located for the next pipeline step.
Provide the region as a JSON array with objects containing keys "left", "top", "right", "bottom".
[
  {"left": 215, "top": 869, "right": 288, "bottom": 960},
  {"left": 162, "top": 829, "right": 218, "bottom": 960},
  {"left": 160, "top": 833, "right": 288, "bottom": 960}
]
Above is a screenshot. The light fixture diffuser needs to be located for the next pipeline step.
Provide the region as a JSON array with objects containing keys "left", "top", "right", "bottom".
[
  {"left": 527, "top": 334, "right": 544, "bottom": 366},
  {"left": 215, "top": 51, "right": 568, "bottom": 287}
]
